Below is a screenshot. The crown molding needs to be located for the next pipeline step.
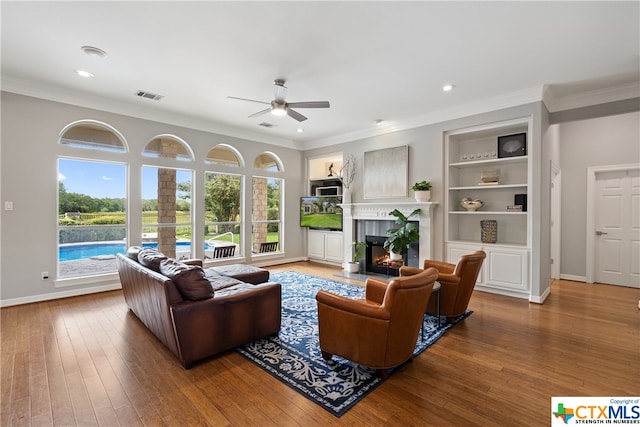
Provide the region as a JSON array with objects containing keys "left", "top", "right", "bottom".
[
  {"left": 1, "top": 76, "right": 296, "bottom": 148},
  {"left": 543, "top": 81, "right": 640, "bottom": 113}
]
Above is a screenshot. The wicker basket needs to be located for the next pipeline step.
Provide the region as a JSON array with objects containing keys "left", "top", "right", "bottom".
[{"left": 480, "top": 220, "right": 498, "bottom": 243}]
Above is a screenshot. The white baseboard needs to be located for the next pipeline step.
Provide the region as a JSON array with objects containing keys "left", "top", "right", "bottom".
[
  {"left": 1, "top": 281, "right": 122, "bottom": 307},
  {"left": 1, "top": 256, "right": 313, "bottom": 308},
  {"left": 559, "top": 274, "right": 587, "bottom": 283},
  {"left": 529, "top": 286, "right": 551, "bottom": 304},
  {"left": 253, "top": 256, "right": 308, "bottom": 268}
]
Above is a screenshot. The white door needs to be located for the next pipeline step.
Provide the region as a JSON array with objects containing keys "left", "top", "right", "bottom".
[{"left": 594, "top": 168, "right": 640, "bottom": 288}]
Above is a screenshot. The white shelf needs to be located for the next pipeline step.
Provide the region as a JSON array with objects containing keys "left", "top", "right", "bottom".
[
  {"left": 449, "top": 211, "right": 527, "bottom": 215},
  {"left": 450, "top": 184, "right": 527, "bottom": 190},
  {"left": 450, "top": 156, "right": 528, "bottom": 168},
  {"left": 446, "top": 239, "right": 529, "bottom": 249}
]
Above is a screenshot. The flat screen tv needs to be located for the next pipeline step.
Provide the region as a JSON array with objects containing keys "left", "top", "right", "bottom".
[{"left": 300, "top": 196, "right": 343, "bottom": 231}]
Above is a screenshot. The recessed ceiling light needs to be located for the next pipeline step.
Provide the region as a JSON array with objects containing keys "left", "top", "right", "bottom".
[
  {"left": 297, "top": 128, "right": 304, "bottom": 133},
  {"left": 81, "top": 46, "right": 107, "bottom": 58},
  {"left": 442, "top": 84, "right": 455, "bottom": 92},
  {"left": 75, "top": 70, "right": 94, "bottom": 78}
]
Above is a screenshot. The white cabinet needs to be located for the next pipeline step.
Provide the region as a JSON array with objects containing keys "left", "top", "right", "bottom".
[
  {"left": 447, "top": 242, "right": 530, "bottom": 298},
  {"left": 308, "top": 230, "right": 343, "bottom": 264},
  {"left": 445, "top": 118, "right": 532, "bottom": 299}
]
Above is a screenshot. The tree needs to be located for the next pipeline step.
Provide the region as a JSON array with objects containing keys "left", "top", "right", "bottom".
[{"left": 205, "top": 174, "right": 241, "bottom": 233}]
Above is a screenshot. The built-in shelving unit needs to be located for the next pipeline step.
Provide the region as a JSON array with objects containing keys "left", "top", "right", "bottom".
[
  {"left": 305, "top": 153, "right": 344, "bottom": 265},
  {"left": 445, "top": 118, "right": 533, "bottom": 298}
]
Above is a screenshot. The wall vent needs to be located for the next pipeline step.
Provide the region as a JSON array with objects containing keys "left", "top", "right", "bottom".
[
  {"left": 258, "top": 122, "right": 276, "bottom": 128},
  {"left": 135, "top": 90, "right": 164, "bottom": 101}
]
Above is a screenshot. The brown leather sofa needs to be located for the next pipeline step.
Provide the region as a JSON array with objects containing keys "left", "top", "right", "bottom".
[
  {"left": 116, "top": 247, "right": 281, "bottom": 368},
  {"left": 316, "top": 267, "right": 438, "bottom": 378},
  {"left": 402, "top": 250, "right": 486, "bottom": 322}
]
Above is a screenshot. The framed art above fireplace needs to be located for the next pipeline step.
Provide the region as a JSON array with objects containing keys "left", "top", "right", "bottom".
[{"left": 363, "top": 145, "right": 408, "bottom": 199}]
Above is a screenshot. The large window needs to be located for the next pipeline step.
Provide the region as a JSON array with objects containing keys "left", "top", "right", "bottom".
[
  {"left": 57, "top": 158, "right": 127, "bottom": 278},
  {"left": 204, "top": 172, "right": 242, "bottom": 259},
  {"left": 141, "top": 136, "right": 194, "bottom": 259},
  {"left": 57, "top": 121, "right": 127, "bottom": 279}
]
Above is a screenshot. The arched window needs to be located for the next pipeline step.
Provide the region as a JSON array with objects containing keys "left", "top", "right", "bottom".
[
  {"left": 57, "top": 121, "right": 127, "bottom": 279},
  {"left": 142, "top": 135, "right": 194, "bottom": 259},
  {"left": 205, "top": 144, "right": 243, "bottom": 167},
  {"left": 143, "top": 135, "right": 193, "bottom": 161},
  {"left": 59, "top": 120, "right": 127, "bottom": 152},
  {"left": 253, "top": 152, "right": 283, "bottom": 172}
]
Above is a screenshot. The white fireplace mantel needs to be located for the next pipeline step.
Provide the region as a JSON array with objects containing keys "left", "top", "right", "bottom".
[{"left": 340, "top": 202, "right": 437, "bottom": 268}]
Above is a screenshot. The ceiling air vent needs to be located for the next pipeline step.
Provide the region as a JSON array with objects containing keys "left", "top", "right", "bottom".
[
  {"left": 135, "top": 90, "right": 164, "bottom": 101},
  {"left": 258, "top": 122, "right": 276, "bottom": 128}
]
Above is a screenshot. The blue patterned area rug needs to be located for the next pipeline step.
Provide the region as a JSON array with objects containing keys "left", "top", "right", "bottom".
[{"left": 236, "top": 271, "right": 471, "bottom": 417}]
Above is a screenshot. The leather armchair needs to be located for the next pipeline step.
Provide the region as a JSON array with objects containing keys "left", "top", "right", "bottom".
[
  {"left": 315, "top": 267, "right": 438, "bottom": 378},
  {"left": 402, "top": 251, "right": 486, "bottom": 322}
]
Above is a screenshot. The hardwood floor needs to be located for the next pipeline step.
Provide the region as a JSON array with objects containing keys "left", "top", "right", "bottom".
[{"left": 2, "top": 261, "right": 639, "bottom": 426}]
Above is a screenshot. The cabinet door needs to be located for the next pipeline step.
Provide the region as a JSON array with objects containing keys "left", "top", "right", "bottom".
[
  {"left": 307, "top": 230, "right": 325, "bottom": 259},
  {"left": 324, "top": 233, "right": 344, "bottom": 263},
  {"left": 484, "top": 247, "right": 529, "bottom": 291},
  {"left": 447, "top": 243, "right": 484, "bottom": 284}
]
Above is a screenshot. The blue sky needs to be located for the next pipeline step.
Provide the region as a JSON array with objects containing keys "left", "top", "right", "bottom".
[{"left": 58, "top": 159, "right": 192, "bottom": 200}]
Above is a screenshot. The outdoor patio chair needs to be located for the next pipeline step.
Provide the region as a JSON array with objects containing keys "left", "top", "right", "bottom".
[{"left": 259, "top": 242, "right": 278, "bottom": 253}]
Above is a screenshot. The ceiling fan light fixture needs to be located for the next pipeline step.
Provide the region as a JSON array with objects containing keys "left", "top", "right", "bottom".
[{"left": 271, "top": 101, "right": 287, "bottom": 116}]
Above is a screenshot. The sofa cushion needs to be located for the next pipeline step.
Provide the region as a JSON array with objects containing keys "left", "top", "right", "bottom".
[
  {"left": 138, "top": 248, "right": 167, "bottom": 272},
  {"left": 160, "top": 258, "right": 213, "bottom": 301},
  {"left": 207, "top": 264, "right": 269, "bottom": 284},
  {"left": 207, "top": 275, "right": 244, "bottom": 292},
  {"left": 126, "top": 246, "right": 143, "bottom": 261}
]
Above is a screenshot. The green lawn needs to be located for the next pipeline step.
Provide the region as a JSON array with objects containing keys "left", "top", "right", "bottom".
[{"left": 300, "top": 213, "right": 342, "bottom": 229}]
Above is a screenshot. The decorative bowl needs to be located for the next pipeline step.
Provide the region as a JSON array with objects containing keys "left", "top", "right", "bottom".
[{"left": 460, "top": 198, "right": 484, "bottom": 211}]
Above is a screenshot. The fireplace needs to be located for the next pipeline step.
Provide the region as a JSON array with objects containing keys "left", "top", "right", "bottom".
[
  {"left": 365, "top": 235, "right": 406, "bottom": 276},
  {"left": 340, "top": 202, "right": 436, "bottom": 272}
]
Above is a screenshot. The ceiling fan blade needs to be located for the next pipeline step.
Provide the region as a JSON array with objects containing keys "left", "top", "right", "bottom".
[
  {"left": 287, "top": 101, "right": 330, "bottom": 109},
  {"left": 227, "top": 96, "right": 270, "bottom": 105},
  {"left": 248, "top": 107, "right": 272, "bottom": 118},
  {"left": 287, "top": 108, "right": 308, "bottom": 122}
]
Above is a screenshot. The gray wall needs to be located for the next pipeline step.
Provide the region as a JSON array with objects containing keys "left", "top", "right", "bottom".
[
  {"left": 555, "top": 110, "right": 640, "bottom": 279},
  {"left": 0, "top": 92, "right": 304, "bottom": 304}
]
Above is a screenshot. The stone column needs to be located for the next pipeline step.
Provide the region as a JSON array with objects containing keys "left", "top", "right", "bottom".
[
  {"left": 252, "top": 178, "right": 268, "bottom": 252},
  {"left": 157, "top": 139, "right": 177, "bottom": 258}
]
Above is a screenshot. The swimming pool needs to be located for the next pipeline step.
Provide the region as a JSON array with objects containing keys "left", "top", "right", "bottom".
[{"left": 59, "top": 241, "right": 194, "bottom": 261}]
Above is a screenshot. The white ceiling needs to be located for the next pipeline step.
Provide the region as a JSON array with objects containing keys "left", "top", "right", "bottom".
[{"left": 2, "top": 1, "right": 639, "bottom": 150}]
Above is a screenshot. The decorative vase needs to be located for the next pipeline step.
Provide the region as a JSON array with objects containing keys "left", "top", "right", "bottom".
[
  {"left": 389, "top": 252, "right": 403, "bottom": 261},
  {"left": 344, "top": 262, "right": 359, "bottom": 273},
  {"left": 414, "top": 190, "right": 431, "bottom": 202},
  {"left": 480, "top": 220, "right": 498, "bottom": 243},
  {"left": 342, "top": 188, "right": 352, "bottom": 204}
]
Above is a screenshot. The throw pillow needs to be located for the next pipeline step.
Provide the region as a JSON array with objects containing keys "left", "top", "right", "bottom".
[
  {"left": 126, "top": 246, "right": 143, "bottom": 260},
  {"left": 137, "top": 248, "right": 167, "bottom": 272},
  {"left": 159, "top": 258, "right": 213, "bottom": 301}
]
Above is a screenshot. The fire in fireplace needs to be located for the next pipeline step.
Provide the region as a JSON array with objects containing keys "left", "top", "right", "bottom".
[{"left": 365, "top": 235, "right": 406, "bottom": 276}]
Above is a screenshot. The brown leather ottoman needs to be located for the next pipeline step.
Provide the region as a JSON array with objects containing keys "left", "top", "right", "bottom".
[{"left": 207, "top": 264, "right": 270, "bottom": 285}]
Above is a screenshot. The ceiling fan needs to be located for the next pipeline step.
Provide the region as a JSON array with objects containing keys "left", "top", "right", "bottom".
[{"left": 228, "top": 79, "right": 330, "bottom": 122}]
